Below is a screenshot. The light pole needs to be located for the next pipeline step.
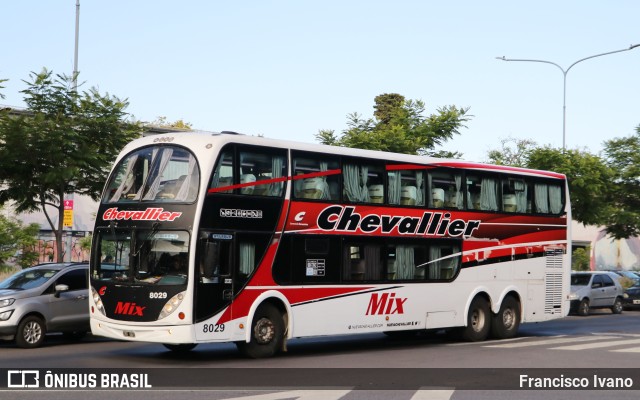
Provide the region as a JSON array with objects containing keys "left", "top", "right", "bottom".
[{"left": 496, "top": 44, "right": 639, "bottom": 150}]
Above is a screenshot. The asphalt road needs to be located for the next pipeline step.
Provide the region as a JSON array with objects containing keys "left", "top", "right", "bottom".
[{"left": 1, "top": 310, "right": 639, "bottom": 400}]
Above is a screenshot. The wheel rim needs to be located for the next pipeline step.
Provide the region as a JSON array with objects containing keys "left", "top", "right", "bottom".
[
  {"left": 253, "top": 317, "right": 275, "bottom": 344},
  {"left": 502, "top": 308, "right": 516, "bottom": 329},
  {"left": 614, "top": 300, "right": 622, "bottom": 313},
  {"left": 23, "top": 321, "right": 42, "bottom": 344},
  {"left": 580, "top": 301, "right": 589, "bottom": 314},
  {"left": 470, "top": 309, "right": 485, "bottom": 333}
]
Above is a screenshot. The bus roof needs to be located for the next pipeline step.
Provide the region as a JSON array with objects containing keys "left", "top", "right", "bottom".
[{"left": 122, "top": 130, "right": 566, "bottom": 180}]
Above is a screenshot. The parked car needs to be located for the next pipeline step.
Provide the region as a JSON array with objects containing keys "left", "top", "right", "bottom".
[
  {"left": 569, "top": 271, "right": 625, "bottom": 316},
  {"left": 602, "top": 270, "right": 640, "bottom": 285},
  {"left": 0, "top": 263, "right": 90, "bottom": 348},
  {"left": 623, "top": 282, "right": 640, "bottom": 310}
]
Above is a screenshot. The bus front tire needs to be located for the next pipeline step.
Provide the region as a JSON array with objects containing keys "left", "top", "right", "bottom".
[
  {"left": 236, "top": 303, "right": 284, "bottom": 359},
  {"left": 491, "top": 296, "right": 521, "bottom": 339},
  {"left": 460, "top": 297, "right": 491, "bottom": 342}
]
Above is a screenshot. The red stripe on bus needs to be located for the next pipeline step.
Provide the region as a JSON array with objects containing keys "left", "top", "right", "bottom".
[{"left": 207, "top": 176, "right": 289, "bottom": 194}]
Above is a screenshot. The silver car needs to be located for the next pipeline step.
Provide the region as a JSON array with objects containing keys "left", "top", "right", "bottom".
[
  {"left": 0, "top": 263, "right": 90, "bottom": 348},
  {"left": 569, "top": 271, "right": 625, "bottom": 316}
]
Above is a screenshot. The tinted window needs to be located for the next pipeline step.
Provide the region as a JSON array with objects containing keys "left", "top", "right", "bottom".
[{"left": 56, "top": 269, "right": 88, "bottom": 291}]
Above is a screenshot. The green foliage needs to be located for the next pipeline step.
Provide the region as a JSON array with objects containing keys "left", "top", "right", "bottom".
[
  {"left": 486, "top": 136, "right": 538, "bottom": 167},
  {"left": 316, "top": 93, "right": 470, "bottom": 156},
  {"left": 0, "top": 78, "right": 6, "bottom": 99},
  {"left": 601, "top": 127, "right": 640, "bottom": 239},
  {"left": 0, "top": 213, "right": 39, "bottom": 269},
  {"left": 0, "top": 69, "right": 142, "bottom": 262},
  {"left": 571, "top": 247, "right": 591, "bottom": 271},
  {"left": 527, "top": 146, "right": 614, "bottom": 227},
  {"left": 150, "top": 116, "right": 192, "bottom": 130}
]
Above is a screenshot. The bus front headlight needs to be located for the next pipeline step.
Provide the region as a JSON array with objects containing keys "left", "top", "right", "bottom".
[
  {"left": 91, "top": 287, "right": 106, "bottom": 316},
  {"left": 159, "top": 292, "right": 185, "bottom": 320}
]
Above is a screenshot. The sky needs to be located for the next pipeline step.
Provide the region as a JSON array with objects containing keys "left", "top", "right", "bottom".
[{"left": 1, "top": 1, "right": 639, "bottom": 162}]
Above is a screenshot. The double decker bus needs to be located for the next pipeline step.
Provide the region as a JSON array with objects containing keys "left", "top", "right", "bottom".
[{"left": 89, "top": 131, "right": 570, "bottom": 358}]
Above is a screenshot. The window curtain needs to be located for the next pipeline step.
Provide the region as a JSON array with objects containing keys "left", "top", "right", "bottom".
[
  {"left": 415, "top": 171, "right": 424, "bottom": 206},
  {"left": 549, "top": 185, "right": 563, "bottom": 214},
  {"left": 143, "top": 148, "right": 173, "bottom": 200},
  {"left": 268, "top": 156, "right": 284, "bottom": 196},
  {"left": 110, "top": 154, "right": 139, "bottom": 202},
  {"left": 428, "top": 246, "right": 442, "bottom": 279},
  {"left": 364, "top": 245, "right": 382, "bottom": 280},
  {"left": 514, "top": 180, "right": 528, "bottom": 212},
  {"left": 175, "top": 155, "right": 198, "bottom": 201},
  {"left": 388, "top": 172, "right": 400, "bottom": 205},
  {"left": 239, "top": 242, "right": 255, "bottom": 275},
  {"left": 343, "top": 165, "right": 369, "bottom": 202},
  {"left": 318, "top": 161, "right": 331, "bottom": 200},
  {"left": 427, "top": 173, "right": 434, "bottom": 207},
  {"left": 480, "top": 178, "right": 498, "bottom": 211},
  {"left": 454, "top": 175, "right": 464, "bottom": 209},
  {"left": 395, "top": 246, "right": 415, "bottom": 279},
  {"left": 534, "top": 184, "right": 549, "bottom": 213}
]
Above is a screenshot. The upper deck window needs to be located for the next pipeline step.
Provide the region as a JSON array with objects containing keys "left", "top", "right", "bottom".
[
  {"left": 209, "top": 146, "right": 287, "bottom": 197},
  {"left": 104, "top": 146, "right": 200, "bottom": 203}
]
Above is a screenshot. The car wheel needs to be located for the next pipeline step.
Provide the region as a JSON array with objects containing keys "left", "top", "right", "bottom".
[
  {"left": 577, "top": 299, "right": 590, "bottom": 316},
  {"left": 611, "top": 297, "right": 623, "bottom": 314},
  {"left": 460, "top": 297, "right": 491, "bottom": 342},
  {"left": 491, "top": 296, "right": 521, "bottom": 339},
  {"left": 16, "top": 316, "right": 46, "bottom": 348}
]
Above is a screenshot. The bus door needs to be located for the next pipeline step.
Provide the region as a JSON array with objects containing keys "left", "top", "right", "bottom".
[{"left": 195, "top": 232, "right": 234, "bottom": 326}]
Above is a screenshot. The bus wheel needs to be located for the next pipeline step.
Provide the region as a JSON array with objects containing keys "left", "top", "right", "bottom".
[
  {"left": 461, "top": 297, "right": 491, "bottom": 342},
  {"left": 163, "top": 343, "right": 197, "bottom": 352},
  {"left": 237, "top": 303, "right": 284, "bottom": 358},
  {"left": 491, "top": 296, "right": 521, "bottom": 339}
]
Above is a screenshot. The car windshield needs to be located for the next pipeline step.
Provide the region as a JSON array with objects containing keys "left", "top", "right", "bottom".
[
  {"left": 0, "top": 268, "right": 58, "bottom": 290},
  {"left": 571, "top": 274, "right": 591, "bottom": 286}
]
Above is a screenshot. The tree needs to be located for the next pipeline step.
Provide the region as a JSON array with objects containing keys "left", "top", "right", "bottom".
[
  {"left": 602, "top": 126, "right": 640, "bottom": 239},
  {"left": 0, "top": 213, "right": 40, "bottom": 271},
  {"left": 0, "top": 69, "right": 142, "bottom": 262},
  {"left": 486, "top": 136, "right": 538, "bottom": 167},
  {"left": 149, "top": 116, "right": 192, "bottom": 130},
  {"left": 571, "top": 247, "right": 591, "bottom": 271},
  {"left": 316, "top": 93, "right": 470, "bottom": 156},
  {"left": 0, "top": 78, "right": 6, "bottom": 100},
  {"left": 526, "top": 146, "right": 614, "bottom": 227}
]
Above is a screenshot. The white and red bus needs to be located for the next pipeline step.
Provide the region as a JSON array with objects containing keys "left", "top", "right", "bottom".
[{"left": 89, "top": 131, "right": 570, "bottom": 357}]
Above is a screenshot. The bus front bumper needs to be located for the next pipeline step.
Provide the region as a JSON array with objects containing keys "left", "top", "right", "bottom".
[{"left": 90, "top": 318, "right": 194, "bottom": 344}]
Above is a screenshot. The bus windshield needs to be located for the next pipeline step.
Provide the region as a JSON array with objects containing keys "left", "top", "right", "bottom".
[
  {"left": 92, "top": 229, "right": 190, "bottom": 286},
  {"left": 104, "top": 145, "right": 199, "bottom": 203}
]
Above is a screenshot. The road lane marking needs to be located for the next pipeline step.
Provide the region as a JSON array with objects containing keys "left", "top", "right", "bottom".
[
  {"left": 484, "top": 335, "right": 618, "bottom": 348},
  {"left": 550, "top": 338, "right": 640, "bottom": 351}
]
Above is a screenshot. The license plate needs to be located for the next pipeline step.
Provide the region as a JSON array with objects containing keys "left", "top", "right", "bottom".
[{"left": 633, "top": 300, "right": 640, "bottom": 305}]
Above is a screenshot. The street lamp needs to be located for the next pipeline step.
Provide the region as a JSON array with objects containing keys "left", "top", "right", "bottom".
[{"left": 496, "top": 44, "right": 640, "bottom": 150}]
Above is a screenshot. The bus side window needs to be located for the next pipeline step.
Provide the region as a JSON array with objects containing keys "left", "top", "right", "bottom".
[
  {"left": 292, "top": 153, "right": 340, "bottom": 201},
  {"left": 342, "top": 243, "right": 382, "bottom": 281},
  {"left": 343, "top": 162, "right": 384, "bottom": 204},
  {"left": 387, "top": 169, "right": 425, "bottom": 206},
  {"left": 210, "top": 151, "right": 234, "bottom": 193}
]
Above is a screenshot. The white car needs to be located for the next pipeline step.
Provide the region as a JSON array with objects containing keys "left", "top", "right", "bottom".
[{"left": 569, "top": 271, "right": 624, "bottom": 316}]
